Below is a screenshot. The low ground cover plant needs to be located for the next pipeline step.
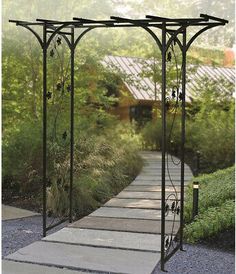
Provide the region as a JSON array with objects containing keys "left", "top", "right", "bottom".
[{"left": 184, "top": 166, "right": 235, "bottom": 243}]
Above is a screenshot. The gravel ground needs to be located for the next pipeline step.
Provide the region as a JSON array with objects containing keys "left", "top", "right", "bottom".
[
  {"left": 3, "top": 216, "right": 235, "bottom": 274},
  {"left": 154, "top": 244, "right": 235, "bottom": 274},
  {"left": 2, "top": 215, "right": 68, "bottom": 257}
]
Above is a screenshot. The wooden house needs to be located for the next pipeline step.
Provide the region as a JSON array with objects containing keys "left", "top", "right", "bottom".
[{"left": 102, "top": 55, "right": 235, "bottom": 125}]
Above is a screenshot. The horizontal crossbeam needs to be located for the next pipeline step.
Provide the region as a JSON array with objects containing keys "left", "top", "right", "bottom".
[{"left": 9, "top": 13, "right": 228, "bottom": 29}]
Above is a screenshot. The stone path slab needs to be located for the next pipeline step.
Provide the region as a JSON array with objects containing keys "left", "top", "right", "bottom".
[
  {"left": 141, "top": 169, "right": 192, "bottom": 174},
  {"left": 43, "top": 227, "right": 161, "bottom": 252},
  {"left": 6, "top": 241, "right": 160, "bottom": 274},
  {"left": 70, "top": 216, "right": 180, "bottom": 235},
  {"left": 136, "top": 175, "right": 193, "bottom": 180},
  {"left": 90, "top": 207, "right": 179, "bottom": 221},
  {"left": 124, "top": 185, "right": 183, "bottom": 192},
  {"left": 104, "top": 198, "right": 162, "bottom": 209},
  {"left": 131, "top": 180, "right": 188, "bottom": 186},
  {"left": 2, "top": 205, "right": 40, "bottom": 220},
  {"left": 117, "top": 191, "right": 179, "bottom": 199},
  {"left": 2, "top": 260, "right": 87, "bottom": 274}
]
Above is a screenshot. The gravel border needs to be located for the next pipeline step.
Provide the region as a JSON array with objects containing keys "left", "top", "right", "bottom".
[
  {"left": 2, "top": 215, "right": 68, "bottom": 257},
  {"left": 154, "top": 244, "right": 235, "bottom": 274}
]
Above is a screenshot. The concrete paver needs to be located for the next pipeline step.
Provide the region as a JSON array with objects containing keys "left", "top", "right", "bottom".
[
  {"left": 43, "top": 227, "right": 161, "bottom": 252},
  {"left": 6, "top": 241, "right": 160, "bottom": 274},
  {"left": 90, "top": 207, "right": 179, "bottom": 221},
  {"left": 2, "top": 260, "right": 87, "bottom": 274},
  {"left": 136, "top": 175, "right": 193, "bottom": 180},
  {"left": 117, "top": 191, "right": 179, "bottom": 199},
  {"left": 104, "top": 198, "right": 162, "bottom": 209},
  {"left": 70, "top": 216, "right": 180, "bottom": 234},
  {"left": 124, "top": 185, "right": 183, "bottom": 192},
  {"left": 131, "top": 180, "right": 188, "bottom": 186}
]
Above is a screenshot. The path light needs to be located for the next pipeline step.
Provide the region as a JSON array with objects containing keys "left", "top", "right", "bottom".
[{"left": 192, "top": 181, "right": 199, "bottom": 219}]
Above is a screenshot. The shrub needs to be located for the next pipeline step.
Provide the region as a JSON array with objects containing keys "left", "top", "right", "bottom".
[
  {"left": 184, "top": 200, "right": 235, "bottom": 243},
  {"left": 184, "top": 166, "right": 235, "bottom": 242},
  {"left": 2, "top": 120, "right": 42, "bottom": 195},
  {"left": 140, "top": 115, "right": 181, "bottom": 151},
  {"left": 46, "top": 132, "right": 142, "bottom": 217},
  {"left": 185, "top": 102, "right": 234, "bottom": 173}
]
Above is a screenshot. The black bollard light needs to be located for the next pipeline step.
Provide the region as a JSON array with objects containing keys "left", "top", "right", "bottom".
[{"left": 192, "top": 181, "right": 199, "bottom": 219}]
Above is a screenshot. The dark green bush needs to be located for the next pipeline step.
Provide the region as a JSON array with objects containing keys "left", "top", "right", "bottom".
[
  {"left": 3, "top": 120, "right": 42, "bottom": 194},
  {"left": 184, "top": 200, "right": 235, "bottom": 243},
  {"left": 184, "top": 166, "right": 235, "bottom": 242}
]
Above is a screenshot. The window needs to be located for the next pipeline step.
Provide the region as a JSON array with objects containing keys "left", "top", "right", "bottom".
[{"left": 129, "top": 105, "right": 152, "bottom": 126}]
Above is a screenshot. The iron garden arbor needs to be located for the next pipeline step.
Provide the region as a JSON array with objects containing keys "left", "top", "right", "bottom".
[{"left": 10, "top": 13, "right": 228, "bottom": 270}]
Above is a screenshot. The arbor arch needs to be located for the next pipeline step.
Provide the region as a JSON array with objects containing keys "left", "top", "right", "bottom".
[{"left": 9, "top": 14, "right": 228, "bottom": 270}]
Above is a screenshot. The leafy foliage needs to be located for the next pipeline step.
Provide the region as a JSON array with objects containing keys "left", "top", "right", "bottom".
[
  {"left": 2, "top": 52, "right": 143, "bottom": 218},
  {"left": 184, "top": 166, "right": 235, "bottom": 243}
]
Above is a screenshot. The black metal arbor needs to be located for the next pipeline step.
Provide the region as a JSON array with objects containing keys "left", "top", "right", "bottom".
[{"left": 10, "top": 14, "right": 228, "bottom": 271}]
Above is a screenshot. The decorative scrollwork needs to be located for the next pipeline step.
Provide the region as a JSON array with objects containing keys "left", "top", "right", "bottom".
[
  {"left": 164, "top": 34, "right": 183, "bottom": 257},
  {"left": 46, "top": 34, "right": 71, "bottom": 227}
]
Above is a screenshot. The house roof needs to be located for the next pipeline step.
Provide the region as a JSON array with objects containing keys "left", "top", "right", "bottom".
[{"left": 102, "top": 55, "right": 235, "bottom": 101}]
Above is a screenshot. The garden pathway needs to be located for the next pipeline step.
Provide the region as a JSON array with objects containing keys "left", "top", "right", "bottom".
[{"left": 3, "top": 151, "right": 193, "bottom": 274}]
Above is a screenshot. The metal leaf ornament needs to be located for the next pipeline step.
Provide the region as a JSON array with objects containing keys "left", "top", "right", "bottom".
[
  {"left": 67, "top": 85, "right": 71, "bottom": 93},
  {"left": 172, "top": 88, "right": 176, "bottom": 99},
  {"left": 50, "top": 49, "right": 54, "bottom": 57},
  {"left": 56, "top": 36, "right": 62, "bottom": 45},
  {"left": 167, "top": 51, "right": 172, "bottom": 62},
  {"left": 46, "top": 91, "right": 52, "bottom": 99},
  {"left": 171, "top": 201, "right": 176, "bottom": 213}
]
